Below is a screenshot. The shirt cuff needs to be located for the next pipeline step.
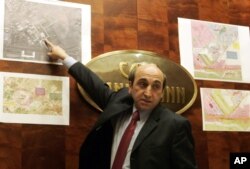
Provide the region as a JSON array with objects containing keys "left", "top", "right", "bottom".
[{"left": 63, "top": 56, "right": 77, "bottom": 69}]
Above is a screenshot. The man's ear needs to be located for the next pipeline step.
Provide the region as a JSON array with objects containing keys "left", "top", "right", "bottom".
[
  {"left": 160, "top": 91, "right": 164, "bottom": 99},
  {"left": 128, "top": 81, "right": 132, "bottom": 94}
]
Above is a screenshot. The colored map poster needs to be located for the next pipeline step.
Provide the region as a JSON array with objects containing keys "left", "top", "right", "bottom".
[
  {"left": 0, "top": 72, "right": 69, "bottom": 125},
  {"left": 0, "top": 0, "right": 91, "bottom": 64},
  {"left": 178, "top": 18, "right": 250, "bottom": 83},
  {"left": 200, "top": 88, "right": 250, "bottom": 131}
]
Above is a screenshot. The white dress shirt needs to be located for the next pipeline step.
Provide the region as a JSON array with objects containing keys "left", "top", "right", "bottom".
[
  {"left": 111, "top": 107, "right": 151, "bottom": 169},
  {"left": 63, "top": 56, "right": 77, "bottom": 68}
]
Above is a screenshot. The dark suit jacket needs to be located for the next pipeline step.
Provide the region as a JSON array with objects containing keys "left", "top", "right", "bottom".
[{"left": 68, "top": 62, "right": 197, "bottom": 169}]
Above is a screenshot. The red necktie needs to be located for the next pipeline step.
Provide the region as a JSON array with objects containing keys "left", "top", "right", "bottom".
[{"left": 112, "top": 111, "right": 140, "bottom": 169}]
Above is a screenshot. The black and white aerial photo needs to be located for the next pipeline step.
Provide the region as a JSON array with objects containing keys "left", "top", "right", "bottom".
[{"left": 1, "top": 0, "right": 91, "bottom": 64}]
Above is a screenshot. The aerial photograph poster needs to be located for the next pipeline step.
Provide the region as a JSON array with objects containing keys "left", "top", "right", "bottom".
[{"left": 0, "top": 0, "right": 91, "bottom": 64}]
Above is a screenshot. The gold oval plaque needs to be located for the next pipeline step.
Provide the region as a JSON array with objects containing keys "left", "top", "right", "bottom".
[{"left": 78, "top": 50, "right": 197, "bottom": 114}]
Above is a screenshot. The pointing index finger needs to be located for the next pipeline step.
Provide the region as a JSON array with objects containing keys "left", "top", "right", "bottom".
[{"left": 44, "top": 39, "right": 53, "bottom": 48}]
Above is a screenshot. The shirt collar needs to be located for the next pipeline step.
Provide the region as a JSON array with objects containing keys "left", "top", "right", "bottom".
[{"left": 132, "top": 105, "right": 151, "bottom": 122}]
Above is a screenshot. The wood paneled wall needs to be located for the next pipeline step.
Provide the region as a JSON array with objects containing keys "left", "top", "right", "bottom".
[{"left": 0, "top": 0, "right": 249, "bottom": 169}]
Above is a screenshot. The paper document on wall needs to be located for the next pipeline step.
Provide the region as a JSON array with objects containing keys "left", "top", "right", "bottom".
[
  {"left": 178, "top": 18, "right": 250, "bottom": 83},
  {"left": 200, "top": 87, "right": 250, "bottom": 132},
  {"left": 0, "top": 72, "right": 70, "bottom": 125},
  {"left": 0, "top": 0, "right": 91, "bottom": 64}
]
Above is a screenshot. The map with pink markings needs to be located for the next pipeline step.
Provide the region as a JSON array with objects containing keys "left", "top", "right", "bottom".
[
  {"left": 200, "top": 88, "right": 250, "bottom": 131},
  {"left": 4, "top": 77, "right": 63, "bottom": 115},
  {"left": 191, "top": 20, "right": 242, "bottom": 81},
  {"left": 0, "top": 72, "right": 69, "bottom": 125},
  {"left": 178, "top": 18, "right": 250, "bottom": 83}
]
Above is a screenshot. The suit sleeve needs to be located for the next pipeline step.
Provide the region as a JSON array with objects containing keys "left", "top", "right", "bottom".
[
  {"left": 68, "top": 62, "right": 114, "bottom": 110},
  {"left": 171, "top": 118, "right": 197, "bottom": 169}
]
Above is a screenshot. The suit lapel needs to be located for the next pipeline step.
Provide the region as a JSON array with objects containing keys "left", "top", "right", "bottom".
[
  {"left": 132, "top": 106, "right": 162, "bottom": 151},
  {"left": 93, "top": 95, "right": 134, "bottom": 129}
]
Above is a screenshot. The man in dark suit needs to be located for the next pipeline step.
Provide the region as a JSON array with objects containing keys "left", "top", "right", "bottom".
[{"left": 45, "top": 39, "right": 197, "bottom": 169}]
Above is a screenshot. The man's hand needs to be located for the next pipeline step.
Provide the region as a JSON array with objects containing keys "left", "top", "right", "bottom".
[{"left": 44, "top": 39, "right": 69, "bottom": 60}]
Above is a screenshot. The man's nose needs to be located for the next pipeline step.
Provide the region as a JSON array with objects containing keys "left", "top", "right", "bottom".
[{"left": 144, "top": 86, "right": 152, "bottom": 97}]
